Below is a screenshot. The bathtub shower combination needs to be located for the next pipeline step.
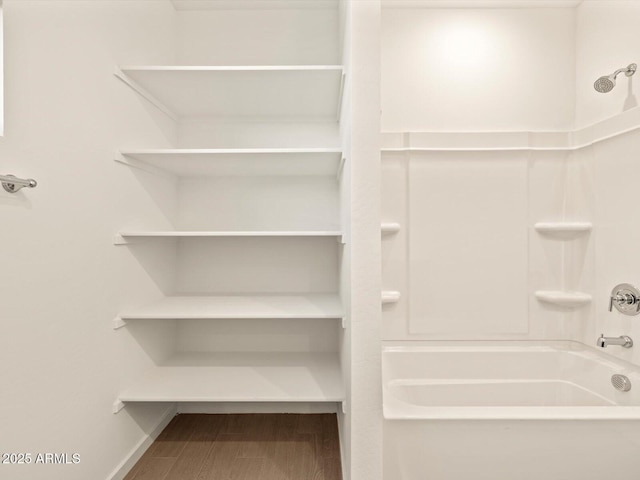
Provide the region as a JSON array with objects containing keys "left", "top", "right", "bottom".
[
  {"left": 379, "top": 1, "right": 640, "bottom": 475},
  {"left": 382, "top": 342, "right": 640, "bottom": 480}
]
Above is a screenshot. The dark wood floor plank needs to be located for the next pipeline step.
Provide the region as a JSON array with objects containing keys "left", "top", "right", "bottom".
[
  {"left": 126, "top": 414, "right": 342, "bottom": 480},
  {"left": 321, "top": 414, "right": 341, "bottom": 458},
  {"left": 239, "top": 414, "right": 277, "bottom": 459},
  {"left": 323, "top": 456, "right": 342, "bottom": 480},
  {"left": 197, "top": 433, "right": 244, "bottom": 480},
  {"left": 275, "top": 414, "right": 299, "bottom": 441},
  {"left": 164, "top": 415, "right": 225, "bottom": 480},
  {"left": 297, "top": 414, "right": 323, "bottom": 434},
  {"left": 229, "top": 457, "right": 265, "bottom": 480},
  {"left": 130, "top": 457, "right": 176, "bottom": 480},
  {"left": 150, "top": 414, "right": 200, "bottom": 458},
  {"left": 291, "top": 434, "right": 324, "bottom": 480}
]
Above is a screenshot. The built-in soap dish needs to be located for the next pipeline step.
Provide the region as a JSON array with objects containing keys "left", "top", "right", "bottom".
[
  {"left": 382, "top": 291, "right": 401, "bottom": 305},
  {"left": 534, "top": 222, "right": 592, "bottom": 240},
  {"left": 381, "top": 223, "right": 401, "bottom": 236},
  {"left": 535, "top": 290, "right": 592, "bottom": 309}
]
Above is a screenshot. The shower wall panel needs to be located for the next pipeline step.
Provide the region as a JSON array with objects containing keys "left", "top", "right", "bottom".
[{"left": 407, "top": 152, "right": 528, "bottom": 336}]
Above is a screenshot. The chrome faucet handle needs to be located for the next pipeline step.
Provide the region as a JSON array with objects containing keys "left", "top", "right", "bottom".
[{"left": 610, "top": 284, "right": 640, "bottom": 315}]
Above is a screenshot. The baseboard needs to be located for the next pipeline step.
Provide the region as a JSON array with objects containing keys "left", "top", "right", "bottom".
[
  {"left": 106, "top": 405, "right": 177, "bottom": 480},
  {"left": 177, "top": 401, "right": 339, "bottom": 414}
]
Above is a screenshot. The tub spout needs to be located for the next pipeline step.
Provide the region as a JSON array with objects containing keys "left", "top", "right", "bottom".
[{"left": 597, "top": 333, "right": 633, "bottom": 348}]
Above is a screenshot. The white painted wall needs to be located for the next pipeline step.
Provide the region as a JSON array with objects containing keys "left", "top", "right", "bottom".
[
  {"left": 0, "top": 2, "right": 177, "bottom": 479},
  {"left": 381, "top": 7, "right": 576, "bottom": 132},
  {"left": 590, "top": 128, "right": 640, "bottom": 365},
  {"left": 380, "top": 5, "right": 593, "bottom": 342},
  {"left": 176, "top": 7, "right": 339, "bottom": 65},
  {"left": 573, "top": 1, "right": 640, "bottom": 364},
  {"left": 575, "top": 0, "right": 640, "bottom": 128},
  {"left": 345, "top": 2, "right": 382, "bottom": 480}
]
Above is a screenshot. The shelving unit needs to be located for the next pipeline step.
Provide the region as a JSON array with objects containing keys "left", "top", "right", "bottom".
[
  {"left": 534, "top": 222, "right": 592, "bottom": 240},
  {"left": 118, "top": 352, "right": 344, "bottom": 404},
  {"left": 116, "top": 149, "right": 343, "bottom": 177},
  {"left": 114, "top": 5, "right": 346, "bottom": 414},
  {"left": 115, "top": 66, "right": 345, "bottom": 121},
  {"left": 117, "top": 294, "right": 343, "bottom": 322},
  {"left": 535, "top": 290, "right": 592, "bottom": 309}
]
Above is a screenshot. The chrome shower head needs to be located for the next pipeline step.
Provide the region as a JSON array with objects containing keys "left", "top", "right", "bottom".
[
  {"left": 594, "top": 75, "right": 615, "bottom": 93},
  {"left": 594, "top": 63, "right": 637, "bottom": 93}
]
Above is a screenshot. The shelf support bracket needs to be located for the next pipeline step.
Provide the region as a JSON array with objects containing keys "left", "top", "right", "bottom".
[
  {"left": 114, "top": 67, "right": 179, "bottom": 122},
  {"left": 341, "top": 316, "right": 346, "bottom": 329},
  {"left": 113, "top": 234, "right": 128, "bottom": 245},
  {"left": 336, "top": 72, "right": 346, "bottom": 123},
  {"left": 336, "top": 156, "right": 346, "bottom": 181},
  {"left": 114, "top": 234, "right": 148, "bottom": 246},
  {"left": 113, "top": 399, "right": 125, "bottom": 414},
  {"left": 113, "top": 317, "right": 127, "bottom": 330},
  {"left": 341, "top": 401, "right": 347, "bottom": 414},
  {"left": 114, "top": 151, "right": 176, "bottom": 180}
]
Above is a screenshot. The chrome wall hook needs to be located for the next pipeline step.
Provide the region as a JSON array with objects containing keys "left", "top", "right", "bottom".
[{"left": 1, "top": 174, "right": 37, "bottom": 194}]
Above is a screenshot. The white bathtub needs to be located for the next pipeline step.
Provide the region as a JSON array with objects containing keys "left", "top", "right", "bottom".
[{"left": 383, "top": 341, "right": 640, "bottom": 480}]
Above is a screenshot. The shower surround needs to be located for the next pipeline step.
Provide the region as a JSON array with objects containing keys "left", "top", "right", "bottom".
[{"left": 381, "top": 2, "right": 640, "bottom": 479}]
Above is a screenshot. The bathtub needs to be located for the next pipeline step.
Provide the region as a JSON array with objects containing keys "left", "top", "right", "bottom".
[{"left": 383, "top": 341, "right": 640, "bottom": 480}]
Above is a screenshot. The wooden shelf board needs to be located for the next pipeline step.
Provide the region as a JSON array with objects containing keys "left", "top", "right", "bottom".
[
  {"left": 119, "top": 351, "right": 344, "bottom": 403},
  {"left": 120, "top": 294, "right": 343, "bottom": 320}
]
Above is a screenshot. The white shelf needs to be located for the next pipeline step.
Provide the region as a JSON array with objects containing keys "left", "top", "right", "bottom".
[
  {"left": 534, "top": 222, "right": 592, "bottom": 240},
  {"left": 114, "top": 230, "right": 343, "bottom": 245},
  {"left": 119, "top": 351, "right": 344, "bottom": 403},
  {"left": 171, "top": 0, "right": 338, "bottom": 10},
  {"left": 118, "top": 294, "right": 343, "bottom": 321},
  {"left": 115, "top": 65, "right": 344, "bottom": 121},
  {"left": 381, "top": 222, "right": 401, "bottom": 236},
  {"left": 535, "top": 291, "right": 592, "bottom": 309},
  {"left": 117, "top": 149, "right": 343, "bottom": 177}
]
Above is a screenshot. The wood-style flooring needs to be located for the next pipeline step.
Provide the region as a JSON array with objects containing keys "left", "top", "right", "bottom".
[{"left": 124, "top": 413, "right": 342, "bottom": 480}]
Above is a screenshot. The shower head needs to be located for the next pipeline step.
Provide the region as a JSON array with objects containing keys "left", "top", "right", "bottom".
[
  {"left": 594, "top": 75, "right": 615, "bottom": 93},
  {"left": 594, "top": 63, "right": 637, "bottom": 93}
]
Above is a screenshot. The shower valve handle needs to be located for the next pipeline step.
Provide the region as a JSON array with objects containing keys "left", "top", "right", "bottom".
[{"left": 609, "top": 284, "right": 640, "bottom": 315}]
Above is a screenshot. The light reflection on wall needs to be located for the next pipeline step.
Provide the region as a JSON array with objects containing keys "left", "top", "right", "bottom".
[{"left": 433, "top": 21, "right": 496, "bottom": 72}]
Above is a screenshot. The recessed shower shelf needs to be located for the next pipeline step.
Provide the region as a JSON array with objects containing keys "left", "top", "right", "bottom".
[
  {"left": 117, "top": 351, "right": 344, "bottom": 405},
  {"left": 115, "top": 294, "right": 343, "bottom": 326},
  {"left": 115, "top": 65, "right": 345, "bottom": 121},
  {"left": 116, "top": 149, "right": 343, "bottom": 177},
  {"left": 114, "top": 230, "right": 344, "bottom": 244},
  {"left": 535, "top": 291, "right": 592, "bottom": 309},
  {"left": 534, "top": 222, "right": 593, "bottom": 240},
  {"left": 381, "top": 222, "right": 401, "bottom": 236}
]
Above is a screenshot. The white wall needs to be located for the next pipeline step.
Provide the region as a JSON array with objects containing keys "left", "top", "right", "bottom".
[
  {"left": 0, "top": 2, "right": 177, "bottom": 479},
  {"left": 591, "top": 128, "right": 640, "bottom": 365},
  {"left": 381, "top": 7, "right": 576, "bottom": 132},
  {"left": 347, "top": 1, "right": 383, "bottom": 479},
  {"left": 569, "top": 1, "right": 640, "bottom": 364},
  {"left": 381, "top": 5, "right": 583, "bottom": 342},
  {"left": 575, "top": 0, "right": 640, "bottom": 128}
]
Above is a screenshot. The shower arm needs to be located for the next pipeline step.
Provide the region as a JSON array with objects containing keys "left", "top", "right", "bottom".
[{"left": 612, "top": 64, "right": 637, "bottom": 79}]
